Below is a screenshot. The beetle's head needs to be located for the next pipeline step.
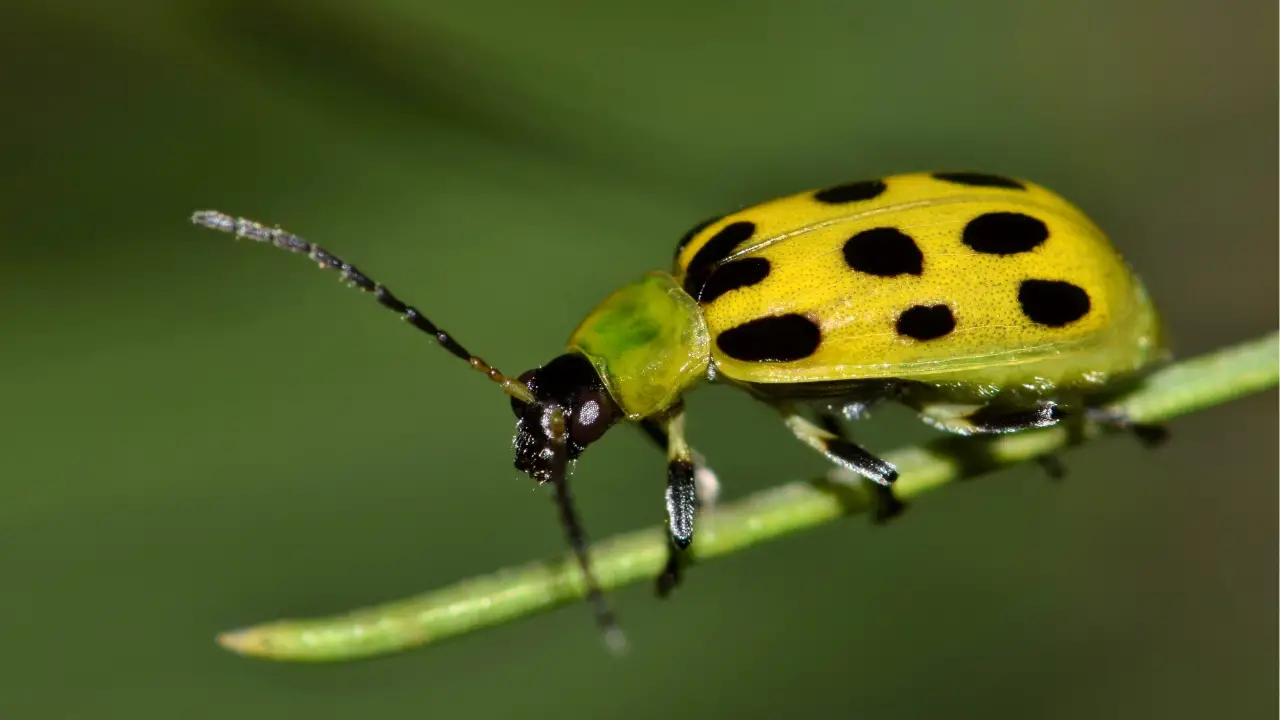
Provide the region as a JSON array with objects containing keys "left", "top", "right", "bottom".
[{"left": 510, "top": 353, "right": 623, "bottom": 483}]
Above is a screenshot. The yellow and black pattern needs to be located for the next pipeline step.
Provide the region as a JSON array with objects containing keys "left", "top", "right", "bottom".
[{"left": 673, "top": 171, "right": 1162, "bottom": 388}]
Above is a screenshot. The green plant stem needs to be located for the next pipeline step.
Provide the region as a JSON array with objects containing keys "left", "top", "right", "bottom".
[{"left": 218, "top": 332, "right": 1278, "bottom": 662}]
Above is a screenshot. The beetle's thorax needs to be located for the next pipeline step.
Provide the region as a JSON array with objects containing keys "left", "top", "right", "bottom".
[
  {"left": 566, "top": 271, "right": 710, "bottom": 420},
  {"left": 510, "top": 353, "right": 622, "bottom": 481}
]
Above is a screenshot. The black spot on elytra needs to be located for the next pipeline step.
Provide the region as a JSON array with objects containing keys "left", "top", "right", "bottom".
[
  {"left": 932, "top": 172, "right": 1025, "bottom": 190},
  {"left": 674, "top": 215, "right": 721, "bottom": 260},
  {"left": 1018, "top": 279, "right": 1091, "bottom": 327},
  {"left": 895, "top": 304, "right": 955, "bottom": 341},
  {"left": 682, "top": 221, "right": 756, "bottom": 298},
  {"left": 962, "top": 212, "right": 1049, "bottom": 255},
  {"left": 813, "top": 179, "right": 887, "bottom": 205},
  {"left": 696, "top": 258, "right": 771, "bottom": 304},
  {"left": 716, "top": 314, "right": 822, "bottom": 362},
  {"left": 843, "top": 228, "right": 924, "bottom": 277}
]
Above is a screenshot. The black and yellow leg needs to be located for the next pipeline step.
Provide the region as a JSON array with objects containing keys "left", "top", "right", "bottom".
[
  {"left": 641, "top": 408, "right": 699, "bottom": 597},
  {"left": 920, "top": 402, "right": 1070, "bottom": 480},
  {"left": 922, "top": 401, "right": 1165, "bottom": 480},
  {"left": 639, "top": 414, "right": 720, "bottom": 508},
  {"left": 663, "top": 411, "right": 697, "bottom": 549},
  {"left": 962, "top": 402, "right": 1168, "bottom": 448},
  {"left": 918, "top": 401, "right": 1065, "bottom": 435},
  {"left": 967, "top": 403, "right": 1070, "bottom": 480},
  {"left": 964, "top": 403, "right": 1066, "bottom": 433},
  {"left": 787, "top": 409, "right": 903, "bottom": 522}
]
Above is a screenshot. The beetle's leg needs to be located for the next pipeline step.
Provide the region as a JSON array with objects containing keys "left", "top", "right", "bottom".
[
  {"left": 640, "top": 407, "right": 702, "bottom": 598},
  {"left": 815, "top": 411, "right": 906, "bottom": 522},
  {"left": 918, "top": 401, "right": 1066, "bottom": 435},
  {"left": 662, "top": 410, "right": 697, "bottom": 549},
  {"left": 955, "top": 402, "right": 1168, "bottom": 448},
  {"left": 780, "top": 406, "right": 900, "bottom": 521},
  {"left": 967, "top": 403, "right": 1073, "bottom": 480},
  {"left": 639, "top": 416, "right": 720, "bottom": 509},
  {"left": 781, "top": 407, "right": 898, "bottom": 485},
  {"left": 918, "top": 401, "right": 1070, "bottom": 480}
]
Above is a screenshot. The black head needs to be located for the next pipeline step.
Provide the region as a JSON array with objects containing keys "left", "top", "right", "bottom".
[{"left": 510, "top": 353, "right": 623, "bottom": 482}]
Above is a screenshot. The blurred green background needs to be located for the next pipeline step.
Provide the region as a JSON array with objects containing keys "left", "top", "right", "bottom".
[{"left": 1, "top": 1, "right": 1275, "bottom": 718}]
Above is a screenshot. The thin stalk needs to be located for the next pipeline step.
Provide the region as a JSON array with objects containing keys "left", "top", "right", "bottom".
[{"left": 217, "top": 331, "right": 1278, "bottom": 662}]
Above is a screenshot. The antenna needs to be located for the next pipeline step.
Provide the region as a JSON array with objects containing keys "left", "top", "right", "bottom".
[{"left": 191, "top": 211, "right": 535, "bottom": 404}]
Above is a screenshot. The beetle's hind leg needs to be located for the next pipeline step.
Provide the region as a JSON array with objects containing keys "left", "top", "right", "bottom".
[
  {"left": 918, "top": 401, "right": 1067, "bottom": 435},
  {"left": 917, "top": 401, "right": 1167, "bottom": 481},
  {"left": 781, "top": 407, "right": 903, "bottom": 523},
  {"left": 917, "top": 401, "right": 1072, "bottom": 480}
]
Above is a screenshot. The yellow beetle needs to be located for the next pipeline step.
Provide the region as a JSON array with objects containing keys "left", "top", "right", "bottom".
[{"left": 193, "top": 170, "right": 1168, "bottom": 651}]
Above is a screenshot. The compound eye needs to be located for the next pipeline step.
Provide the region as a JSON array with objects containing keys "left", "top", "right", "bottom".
[{"left": 569, "top": 390, "right": 612, "bottom": 446}]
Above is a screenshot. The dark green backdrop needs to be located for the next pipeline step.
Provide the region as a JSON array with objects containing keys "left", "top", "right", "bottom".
[{"left": 2, "top": 1, "right": 1275, "bottom": 718}]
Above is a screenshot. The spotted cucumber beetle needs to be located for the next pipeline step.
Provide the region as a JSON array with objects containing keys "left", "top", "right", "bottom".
[{"left": 193, "top": 170, "right": 1169, "bottom": 651}]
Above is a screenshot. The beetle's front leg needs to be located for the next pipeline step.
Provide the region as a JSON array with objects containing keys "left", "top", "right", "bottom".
[
  {"left": 639, "top": 415, "right": 720, "bottom": 509},
  {"left": 639, "top": 406, "right": 701, "bottom": 597}
]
